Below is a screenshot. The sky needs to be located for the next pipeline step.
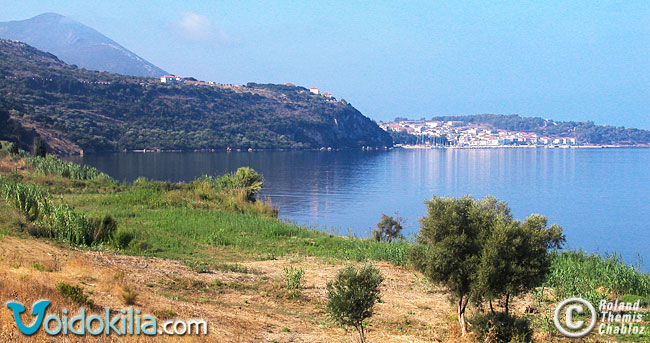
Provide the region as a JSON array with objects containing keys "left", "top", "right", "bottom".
[{"left": 1, "top": 1, "right": 649, "bottom": 129}]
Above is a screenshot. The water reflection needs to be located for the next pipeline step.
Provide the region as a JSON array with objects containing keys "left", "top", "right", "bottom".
[{"left": 67, "top": 148, "right": 650, "bottom": 268}]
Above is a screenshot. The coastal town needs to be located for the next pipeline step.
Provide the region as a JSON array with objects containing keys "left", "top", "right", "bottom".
[{"left": 378, "top": 119, "right": 580, "bottom": 148}]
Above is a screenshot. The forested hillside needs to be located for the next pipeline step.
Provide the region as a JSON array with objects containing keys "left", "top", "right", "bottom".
[{"left": 0, "top": 39, "right": 392, "bottom": 154}]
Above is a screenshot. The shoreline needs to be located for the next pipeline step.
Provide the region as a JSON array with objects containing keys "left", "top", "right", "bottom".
[{"left": 60, "top": 144, "right": 650, "bottom": 156}]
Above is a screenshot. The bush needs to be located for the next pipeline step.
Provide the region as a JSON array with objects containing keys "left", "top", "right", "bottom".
[
  {"left": 189, "top": 176, "right": 218, "bottom": 200},
  {"left": 57, "top": 282, "right": 93, "bottom": 306},
  {"left": 620, "top": 294, "right": 649, "bottom": 307},
  {"left": 217, "top": 167, "right": 264, "bottom": 202},
  {"left": 45, "top": 203, "right": 97, "bottom": 245},
  {"left": 34, "top": 139, "right": 46, "bottom": 158},
  {"left": 7, "top": 142, "right": 19, "bottom": 155},
  {"left": 132, "top": 240, "right": 153, "bottom": 252},
  {"left": 90, "top": 214, "right": 118, "bottom": 243},
  {"left": 283, "top": 266, "right": 304, "bottom": 298},
  {"left": 121, "top": 285, "right": 138, "bottom": 305},
  {"left": 283, "top": 266, "right": 304, "bottom": 290},
  {"left": 326, "top": 264, "right": 383, "bottom": 343},
  {"left": 470, "top": 313, "right": 532, "bottom": 343},
  {"left": 372, "top": 214, "right": 404, "bottom": 243},
  {"left": 113, "top": 228, "right": 135, "bottom": 249}
]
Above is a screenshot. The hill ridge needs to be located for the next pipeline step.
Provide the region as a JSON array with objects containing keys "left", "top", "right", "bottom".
[{"left": 0, "top": 38, "right": 393, "bottom": 154}]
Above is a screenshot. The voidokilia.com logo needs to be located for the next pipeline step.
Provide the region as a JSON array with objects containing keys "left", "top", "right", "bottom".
[{"left": 6, "top": 300, "right": 208, "bottom": 336}]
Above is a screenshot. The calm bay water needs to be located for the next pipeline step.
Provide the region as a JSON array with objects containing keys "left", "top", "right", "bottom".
[{"left": 66, "top": 148, "right": 650, "bottom": 268}]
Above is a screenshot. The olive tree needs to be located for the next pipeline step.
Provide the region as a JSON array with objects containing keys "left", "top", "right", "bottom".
[
  {"left": 326, "top": 264, "right": 383, "bottom": 343},
  {"left": 409, "top": 195, "right": 562, "bottom": 336},
  {"left": 409, "top": 196, "right": 497, "bottom": 335},
  {"left": 372, "top": 213, "right": 404, "bottom": 243},
  {"left": 476, "top": 214, "right": 564, "bottom": 314}
]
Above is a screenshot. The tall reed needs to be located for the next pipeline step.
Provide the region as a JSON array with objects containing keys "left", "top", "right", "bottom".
[
  {"left": 25, "top": 155, "right": 112, "bottom": 181},
  {"left": 0, "top": 177, "right": 116, "bottom": 246}
]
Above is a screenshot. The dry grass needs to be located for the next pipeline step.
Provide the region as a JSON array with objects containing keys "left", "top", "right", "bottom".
[{"left": 0, "top": 235, "right": 467, "bottom": 342}]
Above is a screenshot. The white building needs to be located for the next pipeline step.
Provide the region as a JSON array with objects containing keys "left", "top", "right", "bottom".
[
  {"left": 310, "top": 87, "right": 319, "bottom": 95},
  {"left": 160, "top": 75, "right": 185, "bottom": 84}
]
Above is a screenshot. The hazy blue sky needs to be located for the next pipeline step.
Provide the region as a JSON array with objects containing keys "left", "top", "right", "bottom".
[{"left": 1, "top": 1, "right": 649, "bottom": 129}]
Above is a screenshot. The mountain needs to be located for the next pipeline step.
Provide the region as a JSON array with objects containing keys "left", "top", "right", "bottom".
[
  {"left": 0, "top": 38, "right": 393, "bottom": 154},
  {"left": 0, "top": 13, "right": 167, "bottom": 77}
]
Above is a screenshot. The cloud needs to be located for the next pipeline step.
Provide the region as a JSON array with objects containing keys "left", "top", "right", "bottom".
[{"left": 170, "top": 12, "right": 234, "bottom": 45}]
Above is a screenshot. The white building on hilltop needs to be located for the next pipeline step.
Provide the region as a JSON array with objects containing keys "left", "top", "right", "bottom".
[
  {"left": 160, "top": 75, "right": 185, "bottom": 84},
  {"left": 310, "top": 87, "right": 319, "bottom": 95}
]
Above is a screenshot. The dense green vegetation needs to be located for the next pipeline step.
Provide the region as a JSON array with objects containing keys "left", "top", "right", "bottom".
[
  {"left": 0, "top": 39, "right": 392, "bottom": 153},
  {"left": 430, "top": 114, "right": 650, "bottom": 145}
]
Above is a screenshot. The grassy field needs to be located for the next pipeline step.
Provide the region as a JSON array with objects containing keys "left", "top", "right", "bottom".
[{"left": 0, "top": 143, "right": 649, "bottom": 342}]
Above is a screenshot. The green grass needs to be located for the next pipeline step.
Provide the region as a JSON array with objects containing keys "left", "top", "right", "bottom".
[
  {"left": 70, "top": 194, "right": 410, "bottom": 265},
  {"left": 543, "top": 251, "right": 650, "bottom": 306}
]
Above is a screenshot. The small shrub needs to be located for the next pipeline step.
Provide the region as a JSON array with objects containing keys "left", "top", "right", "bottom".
[
  {"left": 283, "top": 266, "right": 304, "bottom": 299},
  {"left": 620, "top": 294, "right": 648, "bottom": 307},
  {"left": 31, "top": 263, "right": 45, "bottom": 272},
  {"left": 283, "top": 266, "right": 304, "bottom": 290},
  {"left": 217, "top": 167, "right": 264, "bottom": 202},
  {"left": 90, "top": 214, "right": 118, "bottom": 243},
  {"left": 113, "top": 228, "right": 135, "bottom": 249},
  {"left": 133, "top": 240, "right": 153, "bottom": 252},
  {"left": 7, "top": 143, "right": 19, "bottom": 155},
  {"left": 34, "top": 139, "right": 47, "bottom": 158},
  {"left": 153, "top": 309, "right": 176, "bottom": 320},
  {"left": 217, "top": 263, "right": 251, "bottom": 274},
  {"left": 121, "top": 285, "right": 138, "bottom": 305},
  {"left": 57, "top": 282, "right": 93, "bottom": 306},
  {"left": 372, "top": 214, "right": 404, "bottom": 243},
  {"left": 470, "top": 313, "right": 532, "bottom": 343},
  {"left": 189, "top": 176, "right": 218, "bottom": 200},
  {"left": 326, "top": 264, "right": 383, "bottom": 343},
  {"left": 187, "top": 261, "right": 211, "bottom": 273}
]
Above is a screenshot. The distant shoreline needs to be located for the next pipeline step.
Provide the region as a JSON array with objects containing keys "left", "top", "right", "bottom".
[
  {"left": 65, "top": 144, "right": 650, "bottom": 155},
  {"left": 398, "top": 144, "right": 650, "bottom": 150}
]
